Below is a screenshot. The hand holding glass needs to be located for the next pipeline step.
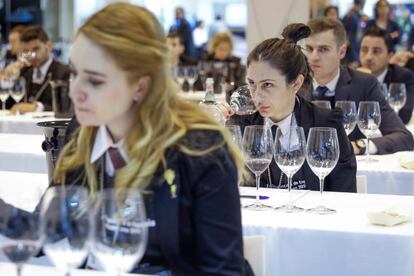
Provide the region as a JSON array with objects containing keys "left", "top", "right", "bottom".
[{"left": 230, "top": 85, "right": 257, "bottom": 115}]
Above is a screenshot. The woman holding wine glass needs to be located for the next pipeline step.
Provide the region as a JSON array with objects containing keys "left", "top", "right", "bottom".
[
  {"left": 0, "top": 3, "right": 253, "bottom": 275},
  {"left": 229, "top": 23, "right": 357, "bottom": 193}
]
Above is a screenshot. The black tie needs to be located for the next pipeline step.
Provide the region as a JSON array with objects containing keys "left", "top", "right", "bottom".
[
  {"left": 271, "top": 124, "right": 278, "bottom": 138},
  {"left": 314, "top": 86, "right": 334, "bottom": 108}
]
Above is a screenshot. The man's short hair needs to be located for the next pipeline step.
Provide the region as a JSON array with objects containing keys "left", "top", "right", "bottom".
[
  {"left": 307, "top": 17, "right": 347, "bottom": 47},
  {"left": 20, "top": 26, "right": 49, "bottom": 43},
  {"left": 362, "top": 26, "right": 393, "bottom": 53}
]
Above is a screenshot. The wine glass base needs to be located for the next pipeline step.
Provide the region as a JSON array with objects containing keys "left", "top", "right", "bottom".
[
  {"left": 306, "top": 205, "right": 336, "bottom": 215},
  {"left": 243, "top": 202, "right": 273, "bottom": 211},
  {"left": 274, "top": 204, "right": 304, "bottom": 213},
  {"left": 361, "top": 156, "right": 379, "bottom": 163}
]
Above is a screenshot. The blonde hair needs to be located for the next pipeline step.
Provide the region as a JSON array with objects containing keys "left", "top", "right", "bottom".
[
  {"left": 54, "top": 3, "right": 244, "bottom": 193},
  {"left": 208, "top": 31, "right": 234, "bottom": 54}
]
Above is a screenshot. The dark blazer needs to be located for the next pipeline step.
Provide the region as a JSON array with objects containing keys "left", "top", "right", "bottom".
[
  {"left": 384, "top": 64, "right": 414, "bottom": 124},
  {"left": 229, "top": 96, "right": 357, "bottom": 193},
  {"left": 0, "top": 128, "right": 252, "bottom": 275},
  {"left": 299, "top": 66, "right": 414, "bottom": 154},
  {"left": 7, "top": 59, "right": 70, "bottom": 111}
]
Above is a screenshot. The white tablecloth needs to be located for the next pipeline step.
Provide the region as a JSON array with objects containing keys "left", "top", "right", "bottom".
[
  {"left": 177, "top": 91, "right": 225, "bottom": 102},
  {"left": 0, "top": 133, "right": 47, "bottom": 174},
  {"left": 241, "top": 187, "right": 414, "bottom": 276},
  {"left": 0, "top": 111, "right": 62, "bottom": 135},
  {"left": 357, "top": 152, "right": 414, "bottom": 195}
]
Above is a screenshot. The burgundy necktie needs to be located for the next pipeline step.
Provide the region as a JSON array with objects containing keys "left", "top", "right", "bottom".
[{"left": 107, "top": 147, "right": 126, "bottom": 170}]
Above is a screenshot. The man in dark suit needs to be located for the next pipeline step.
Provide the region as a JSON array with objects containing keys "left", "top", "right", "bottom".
[
  {"left": 9, "top": 26, "right": 70, "bottom": 112},
  {"left": 300, "top": 17, "right": 413, "bottom": 155},
  {"left": 359, "top": 26, "right": 414, "bottom": 124}
]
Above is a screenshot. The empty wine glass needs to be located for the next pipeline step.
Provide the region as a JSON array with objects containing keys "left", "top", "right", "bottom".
[
  {"left": 357, "top": 101, "right": 381, "bottom": 162},
  {"left": 92, "top": 188, "right": 148, "bottom": 275},
  {"left": 0, "top": 205, "right": 43, "bottom": 276},
  {"left": 388, "top": 83, "right": 407, "bottom": 113},
  {"left": 10, "top": 77, "right": 26, "bottom": 114},
  {"left": 242, "top": 125, "right": 274, "bottom": 210},
  {"left": 40, "top": 186, "right": 92, "bottom": 276},
  {"left": 306, "top": 127, "right": 339, "bottom": 215},
  {"left": 274, "top": 126, "right": 306, "bottom": 212},
  {"left": 0, "top": 77, "right": 12, "bottom": 110},
  {"left": 225, "top": 125, "right": 242, "bottom": 149},
  {"left": 230, "top": 85, "right": 257, "bottom": 115},
  {"left": 186, "top": 66, "right": 198, "bottom": 92},
  {"left": 312, "top": 100, "right": 331, "bottom": 109},
  {"left": 335, "top": 101, "right": 357, "bottom": 136}
]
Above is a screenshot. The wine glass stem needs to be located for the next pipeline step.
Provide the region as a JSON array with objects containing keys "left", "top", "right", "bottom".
[
  {"left": 287, "top": 175, "right": 293, "bottom": 204},
  {"left": 2, "top": 101, "right": 5, "bottom": 110},
  {"left": 16, "top": 264, "right": 22, "bottom": 276},
  {"left": 255, "top": 174, "right": 260, "bottom": 207},
  {"left": 366, "top": 137, "right": 371, "bottom": 161},
  {"left": 319, "top": 176, "right": 325, "bottom": 206}
]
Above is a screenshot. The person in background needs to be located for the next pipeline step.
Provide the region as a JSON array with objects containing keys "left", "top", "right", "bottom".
[
  {"left": 365, "top": 0, "right": 401, "bottom": 52},
  {"left": 229, "top": 23, "right": 356, "bottom": 192},
  {"left": 359, "top": 26, "right": 414, "bottom": 124},
  {"left": 4, "top": 25, "right": 25, "bottom": 64},
  {"left": 342, "top": 0, "right": 366, "bottom": 67},
  {"left": 208, "top": 14, "right": 228, "bottom": 41},
  {"left": 36, "top": 3, "right": 250, "bottom": 274},
  {"left": 324, "top": 6, "right": 339, "bottom": 20},
  {"left": 299, "top": 17, "right": 413, "bottom": 155},
  {"left": 204, "top": 31, "right": 240, "bottom": 63},
  {"left": 166, "top": 31, "right": 196, "bottom": 67},
  {"left": 169, "top": 7, "right": 195, "bottom": 59},
  {"left": 192, "top": 20, "right": 208, "bottom": 59},
  {"left": 7, "top": 26, "right": 70, "bottom": 112}
]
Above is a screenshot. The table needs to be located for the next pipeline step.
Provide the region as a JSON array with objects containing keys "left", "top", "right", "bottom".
[
  {"left": 0, "top": 133, "right": 47, "bottom": 174},
  {"left": 177, "top": 91, "right": 225, "bottom": 102},
  {"left": 0, "top": 111, "right": 64, "bottom": 135},
  {"left": 241, "top": 187, "right": 414, "bottom": 276},
  {"left": 357, "top": 152, "right": 414, "bottom": 195}
]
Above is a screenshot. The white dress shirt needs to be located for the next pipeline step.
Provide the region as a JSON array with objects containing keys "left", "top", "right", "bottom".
[
  {"left": 90, "top": 125, "right": 128, "bottom": 177},
  {"left": 312, "top": 69, "right": 340, "bottom": 97}
]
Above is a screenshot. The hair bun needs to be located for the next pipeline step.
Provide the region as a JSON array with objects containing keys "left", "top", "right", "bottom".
[{"left": 281, "top": 23, "right": 311, "bottom": 44}]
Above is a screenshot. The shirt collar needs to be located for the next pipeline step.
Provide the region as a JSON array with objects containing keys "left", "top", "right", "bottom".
[
  {"left": 264, "top": 113, "right": 297, "bottom": 136},
  {"left": 32, "top": 56, "right": 53, "bottom": 82},
  {"left": 90, "top": 125, "right": 128, "bottom": 164},
  {"left": 312, "top": 68, "right": 340, "bottom": 93},
  {"left": 376, "top": 68, "right": 388, "bottom": 84}
]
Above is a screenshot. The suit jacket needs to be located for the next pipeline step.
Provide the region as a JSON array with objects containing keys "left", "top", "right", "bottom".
[
  {"left": 384, "top": 64, "right": 414, "bottom": 124},
  {"left": 299, "top": 66, "right": 414, "bottom": 154},
  {"left": 229, "top": 96, "right": 357, "bottom": 193},
  {"left": 11, "top": 59, "right": 70, "bottom": 111}
]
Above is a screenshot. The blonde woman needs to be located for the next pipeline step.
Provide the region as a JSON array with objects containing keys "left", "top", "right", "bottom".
[
  {"left": 0, "top": 3, "right": 253, "bottom": 275},
  {"left": 205, "top": 31, "right": 240, "bottom": 63}
]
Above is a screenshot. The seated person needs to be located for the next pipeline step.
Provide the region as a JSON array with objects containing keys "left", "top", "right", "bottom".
[
  {"left": 166, "top": 31, "right": 197, "bottom": 67},
  {"left": 0, "top": 3, "right": 253, "bottom": 275},
  {"left": 229, "top": 23, "right": 357, "bottom": 192},
  {"left": 300, "top": 17, "right": 413, "bottom": 155},
  {"left": 8, "top": 26, "right": 70, "bottom": 112},
  {"left": 359, "top": 26, "right": 414, "bottom": 124},
  {"left": 4, "top": 25, "right": 25, "bottom": 65}
]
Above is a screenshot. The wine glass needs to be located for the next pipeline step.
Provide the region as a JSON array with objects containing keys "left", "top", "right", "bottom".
[
  {"left": 0, "top": 205, "right": 43, "bottom": 276},
  {"left": 10, "top": 77, "right": 26, "bottom": 114},
  {"left": 312, "top": 100, "right": 331, "bottom": 109},
  {"left": 357, "top": 101, "right": 381, "bottom": 162},
  {"left": 40, "top": 186, "right": 92, "bottom": 276},
  {"left": 387, "top": 83, "right": 407, "bottom": 113},
  {"left": 242, "top": 125, "right": 274, "bottom": 210},
  {"left": 274, "top": 126, "right": 306, "bottom": 212},
  {"left": 0, "top": 77, "right": 12, "bottom": 110},
  {"left": 335, "top": 101, "right": 357, "bottom": 136},
  {"left": 306, "top": 127, "right": 339, "bottom": 215},
  {"left": 186, "top": 66, "right": 198, "bottom": 92},
  {"left": 230, "top": 85, "right": 257, "bottom": 115},
  {"left": 176, "top": 66, "right": 186, "bottom": 91},
  {"left": 18, "top": 50, "right": 36, "bottom": 64},
  {"left": 380, "top": 83, "right": 389, "bottom": 101},
  {"left": 92, "top": 188, "right": 148, "bottom": 275},
  {"left": 225, "top": 125, "right": 242, "bottom": 149}
]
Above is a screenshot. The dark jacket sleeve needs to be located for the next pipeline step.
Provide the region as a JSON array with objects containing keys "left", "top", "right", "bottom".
[
  {"left": 364, "top": 79, "right": 414, "bottom": 154},
  {"left": 396, "top": 69, "right": 414, "bottom": 124},
  {"left": 323, "top": 108, "right": 357, "bottom": 192},
  {"left": 177, "top": 132, "right": 249, "bottom": 275}
]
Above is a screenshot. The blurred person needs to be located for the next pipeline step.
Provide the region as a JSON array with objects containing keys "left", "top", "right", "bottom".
[
  {"left": 166, "top": 31, "right": 196, "bottom": 67},
  {"left": 169, "top": 7, "right": 195, "bottom": 59},
  {"left": 192, "top": 20, "right": 208, "bottom": 59},
  {"left": 229, "top": 23, "right": 356, "bottom": 192},
  {"left": 0, "top": 3, "right": 255, "bottom": 275},
  {"left": 359, "top": 26, "right": 414, "bottom": 124},
  {"left": 4, "top": 25, "right": 25, "bottom": 64},
  {"left": 8, "top": 26, "right": 70, "bottom": 112},
  {"left": 299, "top": 17, "right": 413, "bottom": 155},
  {"left": 342, "top": 0, "right": 366, "bottom": 66},
  {"left": 324, "top": 6, "right": 339, "bottom": 20},
  {"left": 365, "top": 0, "right": 401, "bottom": 52},
  {"left": 204, "top": 31, "right": 240, "bottom": 63}
]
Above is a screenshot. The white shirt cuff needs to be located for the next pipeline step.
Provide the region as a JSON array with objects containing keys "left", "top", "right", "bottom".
[{"left": 35, "top": 102, "right": 45, "bottom": 112}]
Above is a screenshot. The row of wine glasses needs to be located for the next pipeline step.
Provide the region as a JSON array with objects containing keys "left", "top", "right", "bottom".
[
  {"left": 172, "top": 65, "right": 198, "bottom": 92},
  {"left": 0, "top": 187, "right": 149, "bottom": 276},
  {"left": 235, "top": 125, "right": 339, "bottom": 215},
  {"left": 0, "top": 77, "right": 26, "bottom": 110}
]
